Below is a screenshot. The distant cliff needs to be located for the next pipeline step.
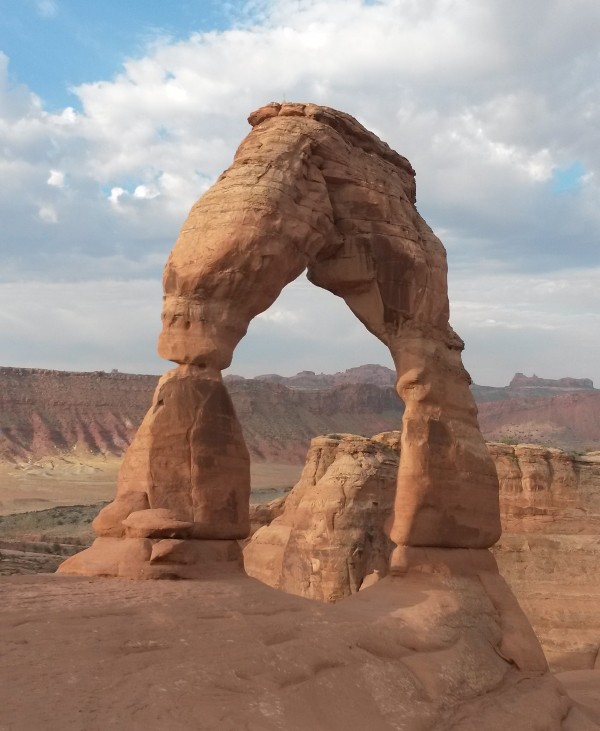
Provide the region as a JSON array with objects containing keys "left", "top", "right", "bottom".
[
  {"left": 0, "top": 367, "right": 158, "bottom": 462},
  {"left": 0, "top": 366, "right": 404, "bottom": 465},
  {"left": 1, "top": 365, "right": 598, "bottom": 464},
  {"left": 228, "top": 363, "right": 397, "bottom": 390},
  {"left": 471, "top": 372, "right": 597, "bottom": 403}
]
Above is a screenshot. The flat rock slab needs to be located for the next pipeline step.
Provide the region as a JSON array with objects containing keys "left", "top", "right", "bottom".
[{"left": 0, "top": 573, "right": 589, "bottom": 731}]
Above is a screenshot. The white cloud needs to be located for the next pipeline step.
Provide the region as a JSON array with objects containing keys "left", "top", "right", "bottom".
[
  {"left": 47, "top": 170, "right": 65, "bottom": 188},
  {"left": 38, "top": 205, "right": 57, "bottom": 223},
  {"left": 108, "top": 187, "right": 126, "bottom": 205},
  {"left": 133, "top": 184, "right": 159, "bottom": 199},
  {"left": 1, "top": 0, "right": 600, "bottom": 381}
]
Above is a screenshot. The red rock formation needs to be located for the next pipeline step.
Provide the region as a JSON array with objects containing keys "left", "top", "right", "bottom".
[
  {"left": 244, "top": 433, "right": 399, "bottom": 602},
  {"left": 0, "top": 365, "right": 405, "bottom": 465},
  {"left": 53, "top": 104, "right": 586, "bottom": 725},
  {"left": 511, "top": 373, "right": 595, "bottom": 391},
  {"left": 247, "top": 434, "right": 600, "bottom": 672},
  {"left": 491, "top": 443, "right": 600, "bottom": 534},
  {"left": 0, "top": 366, "right": 157, "bottom": 461},
  {"left": 251, "top": 363, "right": 397, "bottom": 389},
  {"left": 478, "top": 392, "right": 600, "bottom": 449},
  {"left": 157, "top": 101, "right": 500, "bottom": 552},
  {"left": 62, "top": 102, "right": 501, "bottom": 569}
]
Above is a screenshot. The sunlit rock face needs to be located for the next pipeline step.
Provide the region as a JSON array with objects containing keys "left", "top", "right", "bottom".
[{"left": 245, "top": 432, "right": 399, "bottom": 603}]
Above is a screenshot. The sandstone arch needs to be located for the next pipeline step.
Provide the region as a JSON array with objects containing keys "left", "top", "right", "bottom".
[{"left": 59, "top": 103, "right": 500, "bottom": 579}]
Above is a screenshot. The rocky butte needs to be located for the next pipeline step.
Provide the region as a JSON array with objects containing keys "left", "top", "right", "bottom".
[
  {"left": 2, "top": 103, "right": 594, "bottom": 728},
  {"left": 245, "top": 434, "right": 600, "bottom": 673}
]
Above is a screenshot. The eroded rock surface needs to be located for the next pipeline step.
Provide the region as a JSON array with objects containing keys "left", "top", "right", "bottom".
[
  {"left": 2, "top": 571, "right": 592, "bottom": 731},
  {"left": 60, "top": 102, "right": 501, "bottom": 579},
  {"left": 246, "top": 435, "right": 600, "bottom": 672},
  {"left": 490, "top": 443, "right": 600, "bottom": 671},
  {"left": 491, "top": 443, "right": 600, "bottom": 534},
  {"left": 50, "top": 103, "right": 592, "bottom": 725},
  {"left": 245, "top": 433, "right": 399, "bottom": 602},
  {"left": 158, "top": 101, "right": 500, "bottom": 550}
]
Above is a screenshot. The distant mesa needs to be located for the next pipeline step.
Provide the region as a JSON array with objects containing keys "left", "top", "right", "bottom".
[
  {"left": 510, "top": 372, "right": 595, "bottom": 390},
  {"left": 226, "top": 363, "right": 397, "bottom": 390}
]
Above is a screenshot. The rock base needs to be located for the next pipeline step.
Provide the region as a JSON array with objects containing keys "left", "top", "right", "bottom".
[{"left": 56, "top": 537, "right": 243, "bottom": 579}]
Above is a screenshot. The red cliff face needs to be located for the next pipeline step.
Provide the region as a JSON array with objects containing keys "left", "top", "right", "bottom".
[
  {"left": 478, "top": 392, "right": 600, "bottom": 449},
  {"left": 0, "top": 367, "right": 159, "bottom": 462},
  {"left": 0, "top": 367, "right": 404, "bottom": 464}
]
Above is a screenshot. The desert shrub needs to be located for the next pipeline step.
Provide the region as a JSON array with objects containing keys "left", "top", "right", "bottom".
[{"left": 52, "top": 542, "right": 62, "bottom": 555}]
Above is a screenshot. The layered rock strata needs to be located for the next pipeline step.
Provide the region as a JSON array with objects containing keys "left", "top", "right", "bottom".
[
  {"left": 54, "top": 104, "right": 588, "bottom": 724},
  {"left": 490, "top": 443, "right": 600, "bottom": 534},
  {"left": 490, "top": 443, "right": 600, "bottom": 671}
]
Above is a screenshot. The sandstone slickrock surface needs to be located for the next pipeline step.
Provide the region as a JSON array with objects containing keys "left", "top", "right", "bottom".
[{"left": 2, "top": 572, "right": 593, "bottom": 731}]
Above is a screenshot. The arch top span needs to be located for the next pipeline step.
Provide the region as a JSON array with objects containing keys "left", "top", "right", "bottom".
[
  {"left": 58, "top": 103, "right": 501, "bottom": 580},
  {"left": 158, "top": 101, "right": 457, "bottom": 369}
]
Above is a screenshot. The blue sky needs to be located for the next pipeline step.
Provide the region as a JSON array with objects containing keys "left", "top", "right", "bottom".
[
  {"left": 1, "top": 0, "right": 600, "bottom": 385},
  {"left": 0, "top": 1, "right": 251, "bottom": 109}
]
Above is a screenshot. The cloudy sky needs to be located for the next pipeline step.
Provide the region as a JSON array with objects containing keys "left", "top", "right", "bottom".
[{"left": 1, "top": 0, "right": 599, "bottom": 385}]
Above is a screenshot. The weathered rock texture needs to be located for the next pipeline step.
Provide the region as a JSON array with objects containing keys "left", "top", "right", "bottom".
[
  {"left": 3, "top": 364, "right": 598, "bottom": 467},
  {"left": 245, "top": 433, "right": 399, "bottom": 602},
  {"left": 161, "top": 101, "right": 500, "bottom": 550},
  {"left": 3, "top": 572, "right": 594, "bottom": 731},
  {"left": 52, "top": 105, "right": 589, "bottom": 725},
  {"left": 490, "top": 443, "right": 600, "bottom": 534},
  {"left": 490, "top": 443, "right": 600, "bottom": 672},
  {"left": 478, "top": 392, "right": 600, "bottom": 449},
  {"left": 0, "top": 366, "right": 157, "bottom": 462},
  {"left": 246, "top": 435, "right": 600, "bottom": 671}
]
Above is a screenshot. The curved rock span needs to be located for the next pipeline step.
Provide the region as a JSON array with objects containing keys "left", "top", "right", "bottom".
[
  {"left": 54, "top": 105, "right": 592, "bottom": 728},
  {"left": 60, "top": 101, "right": 500, "bottom": 581}
]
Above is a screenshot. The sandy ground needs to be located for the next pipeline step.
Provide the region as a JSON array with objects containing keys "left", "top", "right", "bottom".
[{"left": 0, "top": 458, "right": 302, "bottom": 515}]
